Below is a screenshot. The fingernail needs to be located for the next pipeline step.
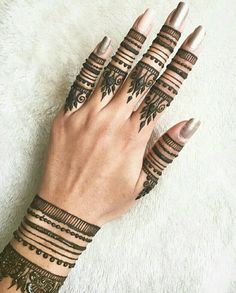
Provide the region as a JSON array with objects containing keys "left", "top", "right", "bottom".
[
  {"left": 169, "top": 2, "right": 189, "bottom": 29},
  {"left": 186, "top": 25, "right": 206, "bottom": 50},
  {"left": 136, "top": 8, "right": 156, "bottom": 33},
  {"left": 95, "top": 36, "right": 111, "bottom": 55},
  {"left": 179, "top": 118, "right": 201, "bottom": 141}
]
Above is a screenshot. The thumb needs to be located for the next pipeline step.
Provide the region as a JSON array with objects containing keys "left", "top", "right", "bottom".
[{"left": 135, "top": 118, "right": 201, "bottom": 200}]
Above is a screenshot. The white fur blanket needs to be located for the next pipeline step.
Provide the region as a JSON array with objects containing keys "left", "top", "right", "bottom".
[{"left": 0, "top": 1, "right": 235, "bottom": 292}]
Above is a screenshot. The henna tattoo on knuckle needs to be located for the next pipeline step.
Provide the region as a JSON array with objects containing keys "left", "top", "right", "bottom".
[
  {"left": 101, "top": 64, "right": 127, "bottom": 99},
  {"left": 100, "top": 29, "right": 146, "bottom": 100},
  {"left": 162, "top": 133, "right": 184, "bottom": 152},
  {"left": 161, "top": 25, "right": 181, "bottom": 41},
  {"left": 139, "top": 86, "right": 173, "bottom": 131},
  {"left": 64, "top": 52, "right": 105, "bottom": 112},
  {"left": 137, "top": 134, "right": 184, "bottom": 199},
  {"left": 126, "top": 61, "right": 159, "bottom": 103},
  {"left": 177, "top": 48, "right": 198, "bottom": 65},
  {"left": 0, "top": 244, "right": 66, "bottom": 292}
]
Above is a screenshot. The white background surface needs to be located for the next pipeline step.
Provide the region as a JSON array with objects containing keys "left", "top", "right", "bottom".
[{"left": 0, "top": 0, "right": 236, "bottom": 292}]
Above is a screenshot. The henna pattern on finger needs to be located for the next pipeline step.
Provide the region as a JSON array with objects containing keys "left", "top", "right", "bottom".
[
  {"left": 127, "top": 62, "right": 159, "bottom": 103},
  {"left": 64, "top": 53, "right": 105, "bottom": 112},
  {"left": 100, "top": 29, "right": 146, "bottom": 99},
  {"left": 0, "top": 244, "right": 66, "bottom": 292},
  {"left": 101, "top": 64, "right": 127, "bottom": 99},
  {"left": 139, "top": 86, "right": 173, "bottom": 131},
  {"left": 136, "top": 134, "right": 184, "bottom": 199},
  {"left": 126, "top": 25, "right": 181, "bottom": 104},
  {"left": 138, "top": 46, "right": 198, "bottom": 131}
]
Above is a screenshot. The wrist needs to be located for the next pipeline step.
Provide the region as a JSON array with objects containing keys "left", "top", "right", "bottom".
[{"left": 0, "top": 194, "right": 100, "bottom": 293}]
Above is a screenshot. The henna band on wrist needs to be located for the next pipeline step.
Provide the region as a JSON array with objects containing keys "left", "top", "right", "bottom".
[
  {"left": 31, "top": 195, "right": 100, "bottom": 237},
  {"left": 0, "top": 244, "right": 66, "bottom": 292}
]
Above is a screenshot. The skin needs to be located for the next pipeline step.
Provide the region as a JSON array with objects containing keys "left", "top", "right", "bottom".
[{"left": 0, "top": 2, "right": 205, "bottom": 292}]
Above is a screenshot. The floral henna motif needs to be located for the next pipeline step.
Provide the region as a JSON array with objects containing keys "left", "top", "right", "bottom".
[
  {"left": 0, "top": 244, "right": 65, "bottom": 293},
  {"left": 100, "top": 29, "right": 146, "bottom": 99},
  {"left": 64, "top": 52, "right": 105, "bottom": 112}
]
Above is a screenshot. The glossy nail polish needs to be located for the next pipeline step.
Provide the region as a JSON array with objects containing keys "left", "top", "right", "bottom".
[
  {"left": 95, "top": 36, "right": 111, "bottom": 55},
  {"left": 169, "top": 2, "right": 189, "bottom": 29},
  {"left": 136, "top": 8, "right": 156, "bottom": 33},
  {"left": 179, "top": 118, "right": 201, "bottom": 141},
  {"left": 186, "top": 26, "right": 206, "bottom": 50}
]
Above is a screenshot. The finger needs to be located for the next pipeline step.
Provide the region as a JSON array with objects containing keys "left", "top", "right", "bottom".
[
  {"left": 132, "top": 25, "right": 206, "bottom": 132},
  {"left": 64, "top": 36, "right": 112, "bottom": 115},
  {"left": 107, "top": 2, "right": 189, "bottom": 119},
  {"left": 87, "top": 9, "right": 156, "bottom": 112},
  {"left": 134, "top": 118, "right": 201, "bottom": 200}
]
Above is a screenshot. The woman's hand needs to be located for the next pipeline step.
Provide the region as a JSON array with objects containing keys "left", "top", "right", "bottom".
[{"left": 39, "top": 2, "right": 205, "bottom": 226}]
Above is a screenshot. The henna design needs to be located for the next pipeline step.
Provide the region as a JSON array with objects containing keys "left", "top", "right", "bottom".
[
  {"left": 0, "top": 244, "right": 65, "bottom": 293},
  {"left": 27, "top": 208, "right": 92, "bottom": 243},
  {"left": 162, "top": 133, "right": 184, "bottom": 152},
  {"left": 137, "top": 135, "right": 183, "bottom": 199},
  {"left": 136, "top": 159, "right": 159, "bottom": 199},
  {"left": 13, "top": 231, "right": 75, "bottom": 268},
  {"left": 157, "top": 140, "right": 178, "bottom": 157},
  {"left": 100, "top": 29, "right": 146, "bottom": 100},
  {"left": 23, "top": 217, "right": 86, "bottom": 252},
  {"left": 161, "top": 25, "right": 181, "bottom": 41},
  {"left": 101, "top": 64, "right": 127, "bottom": 99},
  {"left": 64, "top": 52, "right": 105, "bottom": 112},
  {"left": 127, "top": 61, "right": 159, "bottom": 103},
  {"left": 152, "top": 145, "right": 173, "bottom": 164},
  {"left": 156, "top": 79, "right": 178, "bottom": 94},
  {"left": 20, "top": 223, "right": 81, "bottom": 256},
  {"left": 15, "top": 229, "right": 79, "bottom": 261},
  {"left": 167, "top": 64, "right": 188, "bottom": 79},
  {"left": 31, "top": 195, "right": 100, "bottom": 237},
  {"left": 153, "top": 36, "right": 174, "bottom": 53},
  {"left": 139, "top": 86, "right": 173, "bottom": 131},
  {"left": 177, "top": 49, "right": 198, "bottom": 64}
]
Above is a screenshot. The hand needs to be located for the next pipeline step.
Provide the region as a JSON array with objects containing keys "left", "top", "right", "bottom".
[{"left": 39, "top": 2, "right": 205, "bottom": 226}]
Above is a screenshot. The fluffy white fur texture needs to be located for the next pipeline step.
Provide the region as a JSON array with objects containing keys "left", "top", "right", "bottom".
[{"left": 0, "top": 0, "right": 236, "bottom": 292}]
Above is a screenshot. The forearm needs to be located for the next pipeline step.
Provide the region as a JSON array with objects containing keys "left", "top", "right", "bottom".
[{"left": 0, "top": 194, "right": 100, "bottom": 293}]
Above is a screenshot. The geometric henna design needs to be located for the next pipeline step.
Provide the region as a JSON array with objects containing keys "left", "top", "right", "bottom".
[
  {"left": 127, "top": 61, "right": 160, "bottom": 103},
  {"left": 100, "top": 28, "right": 146, "bottom": 100},
  {"left": 167, "top": 64, "right": 188, "bottom": 79},
  {"left": 162, "top": 133, "right": 184, "bottom": 152},
  {"left": 161, "top": 25, "right": 181, "bottom": 41},
  {"left": 64, "top": 52, "right": 105, "bottom": 112},
  {"left": 138, "top": 42, "right": 198, "bottom": 131},
  {"left": 13, "top": 230, "right": 77, "bottom": 265},
  {"left": 20, "top": 224, "right": 82, "bottom": 256},
  {"left": 136, "top": 158, "right": 159, "bottom": 199},
  {"left": 23, "top": 217, "right": 86, "bottom": 252},
  {"left": 177, "top": 49, "right": 198, "bottom": 65},
  {"left": 136, "top": 134, "right": 184, "bottom": 199},
  {"left": 27, "top": 208, "right": 92, "bottom": 243},
  {"left": 31, "top": 195, "right": 100, "bottom": 237},
  {"left": 127, "top": 24, "right": 181, "bottom": 106},
  {"left": 139, "top": 86, "right": 173, "bottom": 131},
  {"left": 13, "top": 231, "right": 76, "bottom": 267},
  {"left": 0, "top": 244, "right": 66, "bottom": 293}
]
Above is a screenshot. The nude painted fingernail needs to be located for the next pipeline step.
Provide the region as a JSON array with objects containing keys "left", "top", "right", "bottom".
[
  {"left": 186, "top": 26, "right": 206, "bottom": 50},
  {"left": 95, "top": 36, "right": 111, "bottom": 55},
  {"left": 136, "top": 8, "right": 156, "bottom": 33},
  {"left": 179, "top": 118, "right": 201, "bottom": 141},
  {"left": 169, "top": 2, "right": 189, "bottom": 29}
]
